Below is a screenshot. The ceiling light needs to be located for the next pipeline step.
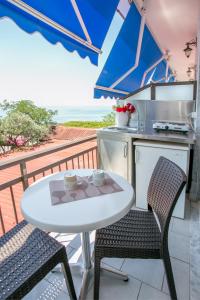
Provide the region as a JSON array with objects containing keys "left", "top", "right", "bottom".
[
  {"left": 186, "top": 65, "right": 196, "bottom": 80},
  {"left": 184, "top": 43, "right": 193, "bottom": 58},
  {"left": 187, "top": 67, "right": 192, "bottom": 78}
]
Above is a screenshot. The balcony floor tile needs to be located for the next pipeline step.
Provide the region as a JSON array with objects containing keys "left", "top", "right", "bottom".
[
  {"left": 138, "top": 283, "right": 170, "bottom": 300},
  {"left": 162, "top": 257, "right": 189, "bottom": 300},
  {"left": 20, "top": 199, "right": 200, "bottom": 299},
  {"left": 121, "top": 258, "right": 165, "bottom": 290},
  {"left": 86, "top": 271, "right": 141, "bottom": 300},
  {"left": 23, "top": 278, "right": 67, "bottom": 300},
  {"left": 168, "top": 231, "right": 190, "bottom": 263}
]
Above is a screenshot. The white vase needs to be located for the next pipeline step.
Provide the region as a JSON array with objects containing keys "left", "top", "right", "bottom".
[
  {"left": 129, "top": 112, "right": 139, "bottom": 129},
  {"left": 115, "top": 112, "right": 129, "bottom": 127}
]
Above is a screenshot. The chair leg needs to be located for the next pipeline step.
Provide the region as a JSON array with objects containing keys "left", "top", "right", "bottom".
[
  {"left": 61, "top": 261, "right": 77, "bottom": 300},
  {"left": 94, "top": 256, "right": 101, "bottom": 300},
  {"left": 163, "top": 254, "right": 177, "bottom": 300}
]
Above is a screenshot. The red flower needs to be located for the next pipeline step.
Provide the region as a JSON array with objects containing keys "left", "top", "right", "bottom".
[
  {"left": 116, "top": 107, "right": 123, "bottom": 112},
  {"left": 130, "top": 106, "right": 136, "bottom": 113},
  {"left": 115, "top": 103, "right": 135, "bottom": 113},
  {"left": 126, "top": 103, "right": 136, "bottom": 113}
]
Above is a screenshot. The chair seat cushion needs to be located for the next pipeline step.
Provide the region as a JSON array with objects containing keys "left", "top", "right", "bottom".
[
  {"left": 95, "top": 210, "right": 161, "bottom": 259},
  {"left": 0, "top": 220, "right": 64, "bottom": 299}
]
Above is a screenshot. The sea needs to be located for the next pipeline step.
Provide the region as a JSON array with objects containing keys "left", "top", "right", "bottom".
[
  {"left": 49, "top": 105, "right": 112, "bottom": 123},
  {"left": 0, "top": 105, "right": 113, "bottom": 123}
]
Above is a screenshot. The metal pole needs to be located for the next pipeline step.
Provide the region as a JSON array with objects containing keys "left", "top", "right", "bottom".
[
  {"left": 81, "top": 232, "right": 91, "bottom": 269},
  {"left": 79, "top": 232, "right": 92, "bottom": 300}
]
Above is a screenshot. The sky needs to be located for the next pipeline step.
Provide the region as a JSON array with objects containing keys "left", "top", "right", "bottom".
[{"left": 0, "top": 8, "right": 125, "bottom": 107}]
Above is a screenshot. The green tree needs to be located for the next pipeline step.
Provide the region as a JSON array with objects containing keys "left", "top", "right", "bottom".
[
  {"left": 0, "top": 99, "right": 57, "bottom": 126},
  {"left": 102, "top": 111, "right": 115, "bottom": 124},
  {"left": 0, "top": 112, "right": 48, "bottom": 147}
]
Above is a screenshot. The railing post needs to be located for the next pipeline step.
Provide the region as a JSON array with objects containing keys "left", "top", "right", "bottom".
[
  {"left": 96, "top": 147, "right": 99, "bottom": 169},
  {"left": 20, "top": 161, "right": 29, "bottom": 190},
  {"left": 0, "top": 206, "right": 5, "bottom": 235}
]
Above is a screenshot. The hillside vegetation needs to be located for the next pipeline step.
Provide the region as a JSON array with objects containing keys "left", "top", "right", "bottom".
[{"left": 63, "top": 112, "right": 115, "bottom": 128}]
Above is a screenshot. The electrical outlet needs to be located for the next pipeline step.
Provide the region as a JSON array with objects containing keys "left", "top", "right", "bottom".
[{"left": 191, "top": 112, "right": 197, "bottom": 118}]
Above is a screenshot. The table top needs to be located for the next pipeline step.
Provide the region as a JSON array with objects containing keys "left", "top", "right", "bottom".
[{"left": 21, "top": 169, "right": 134, "bottom": 233}]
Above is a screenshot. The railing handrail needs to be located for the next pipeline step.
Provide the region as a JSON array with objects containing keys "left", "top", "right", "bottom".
[
  {"left": 0, "top": 145, "right": 97, "bottom": 191},
  {"left": 0, "top": 134, "right": 97, "bottom": 170},
  {"left": 0, "top": 135, "right": 98, "bottom": 235}
]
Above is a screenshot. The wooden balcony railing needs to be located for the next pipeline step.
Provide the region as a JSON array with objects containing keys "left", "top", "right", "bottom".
[{"left": 0, "top": 135, "right": 97, "bottom": 236}]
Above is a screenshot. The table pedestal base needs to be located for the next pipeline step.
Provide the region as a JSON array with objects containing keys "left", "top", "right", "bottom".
[
  {"left": 101, "top": 265, "right": 129, "bottom": 281},
  {"left": 53, "top": 232, "right": 129, "bottom": 300},
  {"left": 79, "top": 232, "right": 92, "bottom": 300},
  {"left": 78, "top": 264, "right": 129, "bottom": 300},
  {"left": 78, "top": 232, "right": 128, "bottom": 300}
]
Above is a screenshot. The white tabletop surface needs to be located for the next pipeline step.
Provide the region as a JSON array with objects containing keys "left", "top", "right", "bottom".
[{"left": 21, "top": 169, "right": 134, "bottom": 233}]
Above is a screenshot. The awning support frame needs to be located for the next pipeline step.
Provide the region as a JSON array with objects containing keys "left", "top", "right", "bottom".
[
  {"left": 94, "top": 12, "right": 147, "bottom": 98},
  {"left": 94, "top": 1, "right": 172, "bottom": 99},
  {"left": 150, "top": 52, "right": 170, "bottom": 84},
  {"left": 70, "top": 0, "right": 92, "bottom": 44},
  {"left": 110, "top": 12, "right": 146, "bottom": 88},
  {"left": 165, "top": 60, "right": 169, "bottom": 83},
  {"left": 140, "top": 55, "right": 166, "bottom": 87},
  {"left": 167, "top": 73, "right": 175, "bottom": 82},
  {"left": 95, "top": 85, "right": 129, "bottom": 95},
  {"left": 6, "top": 0, "right": 102, "bottom": 54},
  {"left": 151, "top": 76, "right": 166, "bottom": 84}
]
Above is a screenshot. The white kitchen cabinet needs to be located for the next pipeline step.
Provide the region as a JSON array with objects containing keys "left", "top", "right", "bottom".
[
  {"left": 98, "top": 135, "right": 130, "bottom": 181},
  {"left": 133, "top": 141, "right": 190, "bottom": 218}
]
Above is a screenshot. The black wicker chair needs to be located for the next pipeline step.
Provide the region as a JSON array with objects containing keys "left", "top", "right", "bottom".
[
  {"left": 94, "top": 156, "right": 187, "bottom": 300},
  {"left": 0, "top": 220, "right": 77, "bottom": 300}
]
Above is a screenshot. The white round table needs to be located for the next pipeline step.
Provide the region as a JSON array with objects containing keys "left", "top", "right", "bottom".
[{"left": 21, "top": 169, "right": 134, "bottom": 299}]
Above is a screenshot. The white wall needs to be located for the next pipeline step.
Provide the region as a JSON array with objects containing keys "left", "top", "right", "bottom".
[
  {"left": 155, "top": 84, "right": 194, "bottom": 101},
  {"left": 125, "top": 84, "right": 194, "bottom": 102},
  {"left": 126, "top": 87, "right": 151, "bottom": 101}
]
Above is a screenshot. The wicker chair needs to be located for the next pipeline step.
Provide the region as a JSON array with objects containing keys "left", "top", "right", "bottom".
[
  {"left": 94, "top": 156, "right": 187, "bottom": 300},
  {"left": 0, "top": 220, "right": 77, "bottom": 300}
]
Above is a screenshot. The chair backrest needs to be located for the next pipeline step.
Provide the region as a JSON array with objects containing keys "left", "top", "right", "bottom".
[{"left": 147, "top": 156, "right": 187, "bottom": 241}]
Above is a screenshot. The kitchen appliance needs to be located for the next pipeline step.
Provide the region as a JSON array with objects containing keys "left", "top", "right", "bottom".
[
  {"left": 133, "top": 140, "right": 190, "bottom": 218},
  {"left": 153, "top": 121, "right": 190, "bottom": 132}
]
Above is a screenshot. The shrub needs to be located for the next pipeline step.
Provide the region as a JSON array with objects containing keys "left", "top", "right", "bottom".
[
  {"left": 0, "top": 99, "right": 57, "bottom": 126},
  {"left": 102, "top": 111, "right": 115, "bottom": 124},
  {"left": 63, "top": 112, "right": 115, "bottom": 128},
  {"left": 63, "top": 121, "right": 111, "bottom": 128},
  {"left": 0, "top": 112, "right": 48, "bottom": 147}
]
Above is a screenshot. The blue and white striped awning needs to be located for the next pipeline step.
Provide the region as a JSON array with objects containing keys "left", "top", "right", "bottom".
[
  {"left": 94, "top": 3, "right": 174, "bottom": 99},
  {"left": 0, "top": 0, "right": 120, "bottom": 65}
]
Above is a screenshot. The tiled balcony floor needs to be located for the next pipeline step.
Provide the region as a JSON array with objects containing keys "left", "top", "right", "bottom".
[{"left": 23, "top": 199, "right": 200, "bottom": 300}]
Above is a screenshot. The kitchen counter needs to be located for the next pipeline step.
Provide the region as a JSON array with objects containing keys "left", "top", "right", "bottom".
[
  {"left": 97, "top": 121, "right": 195, "bottom": 219},
  {"left": 99, "top": 122, "right": 196, "bottom": 145}
]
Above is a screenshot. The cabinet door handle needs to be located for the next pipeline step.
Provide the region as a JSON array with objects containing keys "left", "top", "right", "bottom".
[
  {"left": 135, "top": 149, "right": 140, "bottom": 163},
  {"left": 124, "top": 144, "right": 128, "bottom": 158}
]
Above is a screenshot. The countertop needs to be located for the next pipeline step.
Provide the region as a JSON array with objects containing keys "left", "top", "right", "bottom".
[{"left": 98, "top": 122, "right": 196, "bottom": 145}]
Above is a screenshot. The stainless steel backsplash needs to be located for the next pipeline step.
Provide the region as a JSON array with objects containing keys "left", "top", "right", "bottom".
[{"left": 127, "top": 100, "right": 195, "bottom": 123}]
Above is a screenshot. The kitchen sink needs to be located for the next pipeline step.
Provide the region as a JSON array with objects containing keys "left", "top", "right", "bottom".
[{"left": 104, "top": 126, "right": 138, "bottom": 133}]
